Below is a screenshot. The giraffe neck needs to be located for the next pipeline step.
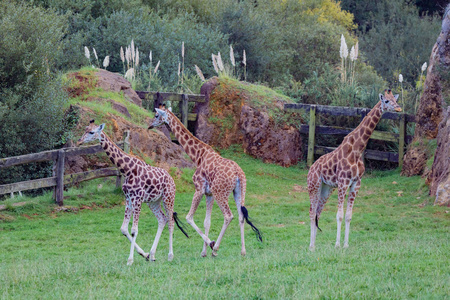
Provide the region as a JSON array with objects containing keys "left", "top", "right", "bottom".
[
  {"left": 99, "top": 132, "right": 134, "bottom": 174},
  {"left": 346, "top": 101, "right": 383, "bottom": 153},
  {"left": 166, "top": 111, "right": 217, "bottom": 166}
]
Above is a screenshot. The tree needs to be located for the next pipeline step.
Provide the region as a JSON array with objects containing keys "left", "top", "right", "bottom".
[{"left": 0, "top": 1, "right": 68, "bottom": 185}]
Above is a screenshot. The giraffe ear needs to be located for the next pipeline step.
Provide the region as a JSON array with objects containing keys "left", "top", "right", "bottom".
[
  {"left": 98, "top": 123, "right": 105, "bottom": 132},
  {"left": 394, "top": 94, "right": 399, "bottom": 100}
]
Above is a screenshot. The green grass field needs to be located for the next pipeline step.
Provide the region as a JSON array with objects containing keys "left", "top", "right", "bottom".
[{"left": 1, "top": 149, "right": 449, "bottom": 299}]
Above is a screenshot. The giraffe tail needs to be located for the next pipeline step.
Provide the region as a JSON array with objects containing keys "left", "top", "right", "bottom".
[
  {"left": 173, "top": 212, "right": 189, "bottom": 238},
  {"left": 315, "top": 215, "right": 322, "bottom": 232},
  {"left": 241, "top": 206, "right": 263, "bottom": 242}
]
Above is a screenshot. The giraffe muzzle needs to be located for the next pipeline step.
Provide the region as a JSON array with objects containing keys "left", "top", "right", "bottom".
[
  {"left": 148, "top": 125, "right": 154, "bottom": 130},
  {"left": 395, "top": 107, "right": 402, "bottom": 112}
]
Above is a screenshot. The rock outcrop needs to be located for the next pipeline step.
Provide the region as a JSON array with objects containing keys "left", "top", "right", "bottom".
[
  {"left": 195, "top": 77, "right": 303, "bottom": 167},
  {"left": 64, "top": 70, "right": 194, "bottom": 174},
  {"left": 95, "top": 69, "right": 142, "bottom": 106},
  {"left": 402, "top": 7, "right": 450, "bottom": 176},
  {"left": 427, "top": 106, "right": 450, "bottom": 206}
]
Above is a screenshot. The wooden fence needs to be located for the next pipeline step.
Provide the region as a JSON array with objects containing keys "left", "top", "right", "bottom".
[
  {"left": 284, "top": 103, "right": 416, "bottom": 168},
  {"left": 0, "top": 132, "right": 130, "bottom": 206},
  {"left": 136, "top": 91, "right": 205, "bottom": 128}
]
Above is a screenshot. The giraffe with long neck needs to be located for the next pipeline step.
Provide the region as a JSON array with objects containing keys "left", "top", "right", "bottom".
[
  {"left": 149, "top": 109, "right": 262, "bottom": 257},
  {"left": 307, "top": 90, "right": 402, "bottom": 250},
  {"left": 77, "top": 120, "right": 188, "bottom": 265}
]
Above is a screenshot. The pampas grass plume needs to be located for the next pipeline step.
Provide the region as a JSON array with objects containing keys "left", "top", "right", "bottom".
[
  {"left": 135, "top": 48, "right": 139, "bottom": 67},
  {"left": 154, "top": 60, "right": 160, "bottom": 74},
  {"left": 230, "top": 45, "right": 235, "bottom": 66},
  {"left": 217, "top": 52, "right": 224, "bottom": 71},
  {"left": 421, "top": 62, "right": 427, "bottom": 72},
  {"left": 182, "top": 41, "right": 185, "bottom": 58},
  {"left": 125, "top": 47, "right": 130, "bottom": 65},
  {"left": 120, "top": 47, "right": 124, "bottom": 63},
  {"left": 340, "top": 34, "right": 348, "bottom": 59},
  {"left": 103, "top": 56, "right": 110, "bottom": 69},
  {"left": 195, "top": 65, "right": 205, "bottom": 82},
  {"left": 93, "top": 48, "right": 98, "bottom": 61},
  {"left": 131, "top": 40, "right": 135, "bottom": 63},
  {"left": 124, "top": 68, "right": 134, "bottom": 81},
  {"left": 212, "top": 54, "right": 219, "bottom": 74},
  {"left": 84, "top": 46, "right": 90, "bottom": 59}
]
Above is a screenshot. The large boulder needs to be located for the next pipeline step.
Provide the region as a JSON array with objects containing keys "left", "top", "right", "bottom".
[
  {"left": 427, "top": 106, "right": 450, "bottom": 206},
  {"left": 195, "top": 77, "right": 303, "bottom": 167},
  {"left": 95, "top": 69, "right": 142, "bottom": 106},
  {"left": 402, "top": 7, "right": 450, "bottom": 176}
]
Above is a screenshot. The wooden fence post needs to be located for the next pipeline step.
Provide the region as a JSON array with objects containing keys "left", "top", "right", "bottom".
[
  {"left": 398, "top": 113, "right": 406, "bottom": 169},
  {"left": 307, "top": 105, "right": 317, "bottom": 167},
  {"left": 117, "top": 130, "right": 131, "bottom": 188},
  {"left": 180, "top": 94, "right": 189, "bottom": 127},
  {"left": 55, "top": 149, "right": 65, "bottom": 206},
  {"left": 153, "top": 92, "right": 161, "bottom": 111}
]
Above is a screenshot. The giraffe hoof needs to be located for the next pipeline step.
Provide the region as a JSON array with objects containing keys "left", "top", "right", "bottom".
[
  {"left": 211, "top": 250, "right": 218, "bottom": 257},
  {"left": 241, "top": 251, "right": 246, "bottom": 257},
  {"left": 209, "top": 241, "right": 215, "bottom": 250},
  {"left": 343, "top": 244, "right": 349, "bottom": 249},
  {"left": 127, "top": 258, "right": 134, "bottom": 266},
  {"left": 145, "top": 254, "right": 150, "bottom": 261},
  {"left": 201, "top": 251, "right": 207, "bottom": 257},
  {"left": 168, "top": 254, "right": 174, "bottom": 261},
  {"left": 335, "top": 243, "right": 341, "bottom": 249},
  {"left": 309, "top": 246, "right": 315, "bottom": 252}
]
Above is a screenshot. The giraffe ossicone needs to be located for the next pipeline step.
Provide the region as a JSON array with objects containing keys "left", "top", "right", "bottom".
[
  {"left": 77, "top": 120, "right": 188, "bottom": 265},
  {"left": 307, "top": 89, "right": 402, "bottom": 251},
  {"left": 149, "top": 108, "right": 262, "bottom": 257}
]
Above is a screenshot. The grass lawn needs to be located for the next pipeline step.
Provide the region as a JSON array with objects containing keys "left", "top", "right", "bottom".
[{"left": 0, "top": 149, "right": 449, "bottom": 299}]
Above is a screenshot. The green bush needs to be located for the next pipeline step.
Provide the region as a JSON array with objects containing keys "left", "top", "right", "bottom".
[{"left": 0, "top": 1, "right": 68, "bottom": 185}]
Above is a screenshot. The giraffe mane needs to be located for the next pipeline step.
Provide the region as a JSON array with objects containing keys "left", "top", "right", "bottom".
[
  {"left": 102, "top": 131, "right": 145, "bottom": 163},
  {"left": 165, "top": 109, "right": 217, "bottom": 154}
]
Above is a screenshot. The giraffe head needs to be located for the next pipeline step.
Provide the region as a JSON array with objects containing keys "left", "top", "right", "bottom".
[
  {"left": 77, "top": 120, "right": 105, "bottom": 146},
  {"left": 379, "top": 89, "right": 402, "bottom": 112},
  {"left": 148, "top": 108, "right": 169, "bottom": 129}
]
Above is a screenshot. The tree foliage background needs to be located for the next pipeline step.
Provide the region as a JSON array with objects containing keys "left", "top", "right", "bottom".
[{"left": 0, "top": 0, "right": 444, "bottom": 184}]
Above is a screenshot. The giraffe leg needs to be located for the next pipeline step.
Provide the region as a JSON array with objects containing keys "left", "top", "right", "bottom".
[
  {"left": 147, "top": 199, "right": 168, "bottom": 262},
  {"left": 344, "top": 179, "right": 360, "bottom": 248},
  {"left": 233, "top": 183, "right": 246, "bottom": 256},
  {"left": 211, "top": 193, "right": 234, "bottom": 257},
  {"left": 162, "top": 196, "right": 175, "bottom": 261},
  {"left": 121, "top": 199, "right": 148, "bottom": 258},
  {"left": 308, "top": 182, "right": 321, "bottom": 251},
  {"left": 201, "top": 195, "right": 214, "bottom": 257},
  {"left": 127, "top": 199, "right": 142, "bottom": 266},
  {"left": 336, "top": 182, "right": 349, "bottom": 248},
  {"left": 186, "top": 190, "right": 213, "bottom": 245}
]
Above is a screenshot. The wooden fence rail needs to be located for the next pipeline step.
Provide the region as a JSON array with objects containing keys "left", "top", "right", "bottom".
[
  {"left": 0, "top": 133, "right": 129, "bottom": 206},
  {"left": 136, "top": 91, "right": 205, "bottom": 127},
  {"left": 284, "top": 103, "right": 416, "bottom": 168}
]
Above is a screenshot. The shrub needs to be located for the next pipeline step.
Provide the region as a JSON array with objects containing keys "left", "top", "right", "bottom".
[{"left": 0, "top": 1, "right": 68, "bottom": 185}]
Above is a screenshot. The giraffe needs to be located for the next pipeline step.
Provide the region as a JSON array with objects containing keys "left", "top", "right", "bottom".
[
  {"left": 77, "top": 120, "right": 189, "bottom": 265},
  {"left": 149, "top": 108, "right": 262, "bottom": 257},
  {"left": 307, "top": 89, "right": 402, "bottom": 250}
]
